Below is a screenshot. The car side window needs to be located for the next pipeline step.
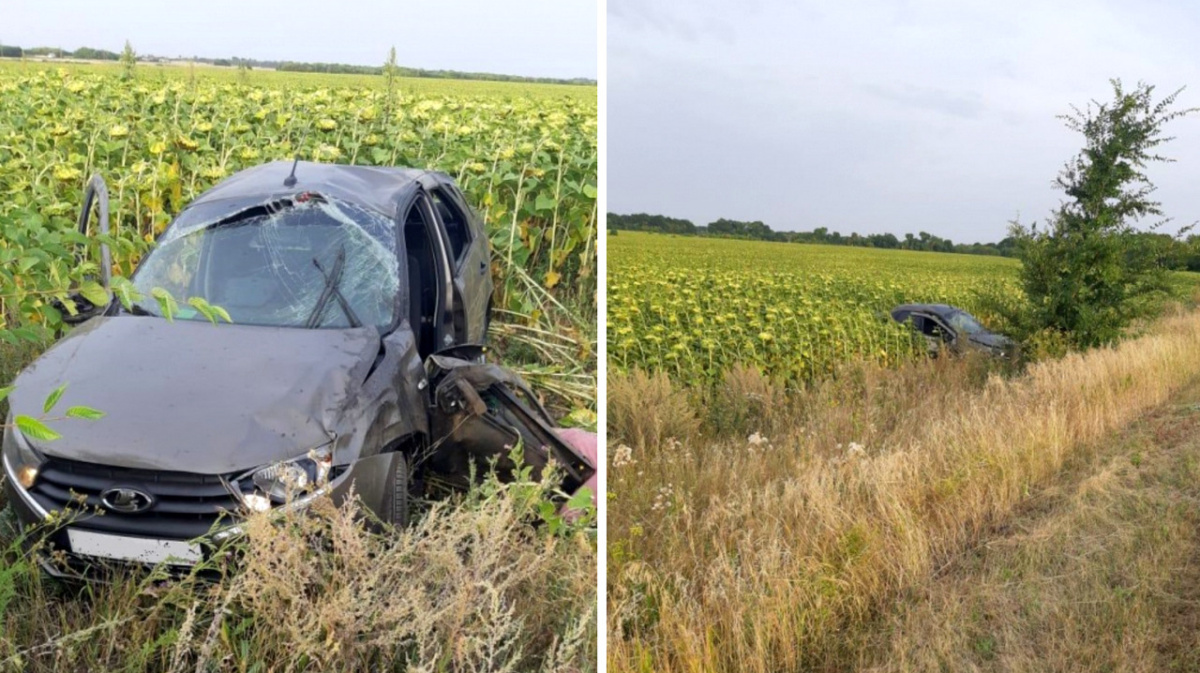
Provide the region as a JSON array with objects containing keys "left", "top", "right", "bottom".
[
  {"left": 430, "top": 188, "right": 473, "bottom": 265},
  {"left": 914, "top": 316, "right": 933, "bottom": 335},
  {"left": 915, "top": 315, "right": 952, "bottom": 340},
  {"left": 933, "top": 320, "right": 953, "bottom": 341}
]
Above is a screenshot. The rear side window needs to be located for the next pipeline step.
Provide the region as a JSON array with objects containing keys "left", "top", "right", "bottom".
[{"left": 430, "top": 188, "right": 473, "bottom": 264}]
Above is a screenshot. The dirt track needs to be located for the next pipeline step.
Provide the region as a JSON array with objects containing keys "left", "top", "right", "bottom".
[{"left": 862, "top": 377, "right": 1200, "bottom": 672}]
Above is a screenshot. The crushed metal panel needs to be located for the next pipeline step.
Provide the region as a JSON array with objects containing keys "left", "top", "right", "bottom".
[
  {"left": 8, "top": 317, "right": 381, "bottom": 474},
  {"left": 335, "top": 327, "right": 429, "bottom": 464},
  {"left": 424, "top": 353, "right": 595, "bottom": 495},
  {"left": 178, "top": 160, "right": 426, "bottom": 219}
]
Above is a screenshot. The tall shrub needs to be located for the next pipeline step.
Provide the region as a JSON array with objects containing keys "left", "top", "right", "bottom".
[{"left": 1010, "top": 80, "right": 1196, "bottom": 349}]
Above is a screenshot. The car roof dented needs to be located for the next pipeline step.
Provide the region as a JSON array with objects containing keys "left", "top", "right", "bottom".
[
  {"left": 890, "top": 303, "right": 961, "bottom": 321},
  {"left": 176, "top": 160, "right": 438, "bottom": 222}
]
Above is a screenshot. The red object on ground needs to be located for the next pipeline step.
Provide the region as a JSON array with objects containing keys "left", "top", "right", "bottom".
[{"left": 557, "top": 427, "right": 597, "bottom": 519}]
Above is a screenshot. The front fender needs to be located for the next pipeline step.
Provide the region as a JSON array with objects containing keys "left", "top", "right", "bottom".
[{"left": 332, "top": 327, "right": 428, "bottom": 465}]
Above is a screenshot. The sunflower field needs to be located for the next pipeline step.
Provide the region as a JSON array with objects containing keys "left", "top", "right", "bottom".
[
  {"left": 607, "top": 231, "right": 1025, "bottom": 385},
  {"left": 0, "top": 63, "right": 597, "bottom": 329},
  {"left": 0, "top": 62, "right": 597, "bottom": 405}
]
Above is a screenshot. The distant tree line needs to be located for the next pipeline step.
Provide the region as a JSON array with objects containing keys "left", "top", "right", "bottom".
[
  {"left": 605, "top": 213, "right": 698, "bottom": 235},
  {"left": 274, "top": 60, "right": 594, "bottom": 85},
  {"left": 1, "top": 45, "right": 119, "bottom": 60},
  {"left": 608, "top": 212, "right": 1200, "bottom": 269},
  {"left": 608, "top": 212, "right": 1018, "bottom": 256},
  {"left": 0, "top": 44, "right": 595, "bottom": 86}
]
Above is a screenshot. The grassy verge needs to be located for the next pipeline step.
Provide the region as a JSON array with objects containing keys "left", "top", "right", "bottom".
[
  {"left": 861, "top": 380, "right": 1200, "bottom": 671},
  {"left": 0, "top": 470, "right": 596, "bottom": 672},
  {"left": 607, "top": 307, "right": 1200, "bottom": 673}
]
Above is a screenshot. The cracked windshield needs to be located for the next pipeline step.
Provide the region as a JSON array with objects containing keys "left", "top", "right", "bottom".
[{"left": 133, "top": 197, "right": 399, "bottom": 328}]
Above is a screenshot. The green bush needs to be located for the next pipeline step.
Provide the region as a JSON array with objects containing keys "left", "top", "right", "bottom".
[{"left": 1007, "top": 80, "right": 1197, "bottom": 350}]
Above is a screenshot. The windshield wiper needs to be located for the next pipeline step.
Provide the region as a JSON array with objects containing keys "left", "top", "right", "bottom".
[{"left": 306, "top": 246, "right": 362, "bottom": 329}]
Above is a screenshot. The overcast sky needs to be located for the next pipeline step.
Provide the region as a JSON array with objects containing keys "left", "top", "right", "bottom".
[
  {"left": 609, "top": 0, "right": 1200, "bottom": 243},
  {"left": 4, "top": 0, "right": 596, "bottom": 80}
]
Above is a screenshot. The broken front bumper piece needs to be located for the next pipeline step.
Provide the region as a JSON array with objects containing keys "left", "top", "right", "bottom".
[{"left": 425, "top": 353, "right": 595, "bottom": 496}]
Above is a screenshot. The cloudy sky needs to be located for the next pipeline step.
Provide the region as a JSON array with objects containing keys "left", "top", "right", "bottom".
[
  {"left": 4, "top": 0, "right": 596, "bottom": 80},
  {"left": 609, "top": 0, "right": 1200, "bottom": 243}
]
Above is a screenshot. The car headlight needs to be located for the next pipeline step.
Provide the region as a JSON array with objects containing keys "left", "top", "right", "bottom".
[
  {"left": 2, "top": 423, "right": 45, "bottom": 490},
  {"left": 239, "top": 445, "right": 333, "bottom": 511}
]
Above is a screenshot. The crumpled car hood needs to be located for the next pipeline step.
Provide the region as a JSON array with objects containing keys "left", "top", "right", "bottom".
[
  {"left": 9, "top": 316, "right": 380, "bottom": 474},
  {"left": 967, "top": 331, "right": 1012, "bottom": 350}
]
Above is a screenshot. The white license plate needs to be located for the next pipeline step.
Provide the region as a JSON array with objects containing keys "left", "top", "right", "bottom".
[{"left": 66, "top": 529, "right": 201, "bottom": 566}]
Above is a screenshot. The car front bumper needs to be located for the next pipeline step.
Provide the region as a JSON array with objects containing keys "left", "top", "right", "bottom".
[{"left": 1, "top": 449, "right": 395, "bottom": 580}]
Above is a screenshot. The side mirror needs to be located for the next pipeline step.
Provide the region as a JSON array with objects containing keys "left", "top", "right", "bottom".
[{"left": 54, "top": 291, "right": 110, "bottom": 325}]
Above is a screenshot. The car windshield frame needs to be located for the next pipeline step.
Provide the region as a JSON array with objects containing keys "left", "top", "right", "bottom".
[{"left": 127, "top": 195, "right": 405, "bottom": 331}]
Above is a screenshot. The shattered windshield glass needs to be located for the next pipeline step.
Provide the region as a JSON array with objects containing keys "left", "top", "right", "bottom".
[
  {"left": 947, "top": 311, "right": 985, "bottom": 335},
  {"left": 132, "top": 197, "right": 399, "bottom": 329}
]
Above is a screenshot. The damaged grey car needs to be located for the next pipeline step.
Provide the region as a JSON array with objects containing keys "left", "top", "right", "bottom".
[
  {"left": 1, "top": 161, "right": 594, "bottom": 576},
  {"left": 891, "top": 303, "right": 1013, "bottom": 358}
]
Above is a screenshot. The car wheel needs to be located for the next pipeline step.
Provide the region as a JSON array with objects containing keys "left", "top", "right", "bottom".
[{"left": 383, "top": 452, "right": 412, "bottom": 528}]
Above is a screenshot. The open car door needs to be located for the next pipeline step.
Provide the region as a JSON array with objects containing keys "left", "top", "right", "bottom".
[
  {"left": 53, "top": 174, "right": 113, "bottom": 326},
  {"left": 423, "top": 348, "right": 595, "bottom": 496}
]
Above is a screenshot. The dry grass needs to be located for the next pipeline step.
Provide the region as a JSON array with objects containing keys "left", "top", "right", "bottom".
[
  {"left": 0, "top": 474, "right": 596, "bottom": 672},
  {"left": 862, "top": 388, "right": 1200, "bottom": 672},
  {"left": 607, "top": 368, "right": 699, "bottom": 451},
  {"left": 607, "top": 309, "right": 1200, "bottom": 673}
]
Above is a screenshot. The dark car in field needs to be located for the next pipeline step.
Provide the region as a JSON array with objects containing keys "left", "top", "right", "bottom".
[
  {"left": 1, "top": 161, "right": 594, "bottom": 576},
  {"left": 890, "top": 303, "right": 1012, "bottom": 357}
]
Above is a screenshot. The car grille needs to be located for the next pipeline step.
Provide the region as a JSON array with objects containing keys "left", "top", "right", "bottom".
[{"left": 28, "top": 457, "right": 245, "bottom": 539}]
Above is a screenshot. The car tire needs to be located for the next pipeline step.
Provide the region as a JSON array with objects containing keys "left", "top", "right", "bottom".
[{"left": 383, "top": 452, "right": 411, "bottom": 528}]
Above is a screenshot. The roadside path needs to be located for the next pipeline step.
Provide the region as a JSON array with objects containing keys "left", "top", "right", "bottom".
[{"left": 863, "top": 376, "right": 1200, "bottom": 672}]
